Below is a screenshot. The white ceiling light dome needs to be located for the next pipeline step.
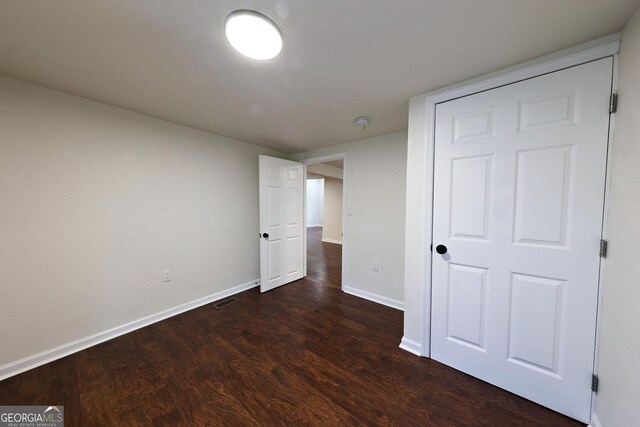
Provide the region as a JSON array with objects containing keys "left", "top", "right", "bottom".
[{"left": 224, "top": 10, "right": 283, "bottom": 60}]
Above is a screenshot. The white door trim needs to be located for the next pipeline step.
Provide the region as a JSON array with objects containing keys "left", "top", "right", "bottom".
[
  {"left": 590, "top": 53, "right": 619, "bottom": 423},
  {"left": 402, "top": 33, "right": 620, "bottom": 360},
  {"left": 303, "top": 153, "right": 347, "bottom": 291}
]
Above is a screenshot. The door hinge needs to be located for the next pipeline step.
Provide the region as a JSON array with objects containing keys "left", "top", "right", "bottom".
[
  {"left": 592, "top": 374, "right": 599, "bottom": 393},
  {"left": 600, "top": 239, "right": 608, "bottom": 258},
  {"left": 609, "top": 93, "right": 618, "bottom": 114}
]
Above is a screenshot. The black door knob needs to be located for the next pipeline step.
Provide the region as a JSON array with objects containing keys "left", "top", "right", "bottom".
[
  {"left": 262, "top": 233, "right": 269, "bottom": 239},
  {"left": 435, "top": 245, "right": 447, "bottom": 255}
]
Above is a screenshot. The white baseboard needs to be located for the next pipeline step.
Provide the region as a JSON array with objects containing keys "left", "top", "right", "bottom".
[
  {"left": 0, "top": 279, "right": 259, "bottom": 381},
  {"left": 306, "top": 224, "right": 323, "bottom": 228},
  {"left": 589, "top": 413, "right": 603, "bottom": 427},
  {"left": 399, "top": 336, "right": 423, "bottom": 356},
  {"left": 343, "top": 286, "right": 404, "bottom": 311},
  {"left": 321, "top": 238, "right": 342, "bottom": 245}
]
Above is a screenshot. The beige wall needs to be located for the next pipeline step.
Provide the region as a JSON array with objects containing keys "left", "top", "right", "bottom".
[
  {"left": 293, "top": 131, "right": 407, "bottom": 306},
  {"left": 594, "top": 7, "right": 640, "bottom": 426},
  {"left": 322, "top": 177, "right": 343, "bottom": 243},
  {"left": 0, "top": 75, "right": 281, "bottom": 368}
]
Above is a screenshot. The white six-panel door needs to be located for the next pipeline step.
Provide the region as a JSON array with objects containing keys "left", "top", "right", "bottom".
[
  {"left": 431, "top": 58, "right": 613, "bottom": 422},
  {"left": 259, "top": 155, "right": 305, "bottom": 292}
]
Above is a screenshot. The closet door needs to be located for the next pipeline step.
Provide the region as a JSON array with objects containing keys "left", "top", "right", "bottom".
[{"left": 431, "top": 57, "right": 612, "bottom": 422}]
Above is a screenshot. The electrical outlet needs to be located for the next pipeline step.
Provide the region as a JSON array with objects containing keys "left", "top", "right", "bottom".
[
  {"left": 163, "top": 270, "right": 172, "bottom": 282},
  {"left": 372, "top": 261, "right": 379, "bottom": 272},
  {"left": 347, "top": 209, "right": 353, "bottom": 217}
]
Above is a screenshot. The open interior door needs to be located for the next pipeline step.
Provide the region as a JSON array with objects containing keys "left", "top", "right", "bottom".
[{"left": 259, "top": 155, "right": 305, "bottom": 292}]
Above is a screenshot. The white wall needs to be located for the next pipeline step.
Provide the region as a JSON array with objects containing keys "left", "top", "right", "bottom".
[
  {"left": 306, "top": 178, "right": 324, "bottom": 227},
  {"left": 293, "top": 131, "right": 407, "bottom": 307},
  {"left": 322, "top": 177, "right": 343, "bottom": 243},
  {"left": 594, "top": 7, "right": 640, "bottom": 426},
  {"left": 0, "top": 75, "right": 282, "bottom": 370}
]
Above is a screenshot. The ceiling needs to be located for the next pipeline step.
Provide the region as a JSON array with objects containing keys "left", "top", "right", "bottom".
[
  {"left": 323, "top": 160, "right": 344, "bottom": 170},
  {"left": 0, "top": 1, "right": 638, "bottom": 153},
  {"left": 307, "top": 162, "right": 343, "bottom": 180}
]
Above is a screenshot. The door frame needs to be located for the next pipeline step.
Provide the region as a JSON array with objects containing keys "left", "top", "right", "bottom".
[
  {"left": 303, "top": 153, "right": 348, "bottom": 291},
  {"left": 401, "top": 33, "right": 620, "bottom": 377}
]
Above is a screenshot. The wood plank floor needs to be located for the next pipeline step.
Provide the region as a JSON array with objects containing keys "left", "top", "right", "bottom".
[{"left": 0, "top": 226, "right": 583, "bottom": 426}]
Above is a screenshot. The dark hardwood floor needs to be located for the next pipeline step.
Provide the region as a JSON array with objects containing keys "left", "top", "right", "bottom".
[
  {"left": 306, "top": 226, "right": 342, "bottom": 288},
  {"left": 0, "top": 226, "right": 582, "bottom": 426}
]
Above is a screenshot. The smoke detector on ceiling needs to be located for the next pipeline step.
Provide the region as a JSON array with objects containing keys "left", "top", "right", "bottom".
[{"left": 354, "top": 116, "right": 369, "bottom": 131}]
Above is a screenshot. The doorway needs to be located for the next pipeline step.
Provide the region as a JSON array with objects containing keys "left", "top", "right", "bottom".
[{"left": 304, "top": 155, "right": 346, "bottom": 289}]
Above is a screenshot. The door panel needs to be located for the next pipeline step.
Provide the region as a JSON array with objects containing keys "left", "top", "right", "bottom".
[
  {"left": 450, "top": 155, "right": 492, "bottom": 239},
  {"left": 446, "top": 263, "right": 488, "bottom": 351},
  {"left": 508, "top": 272, "right": 564, "bottom": 375},
  {"left": 513, "top": 146, "right": 573, "bottom": 246},
  {"left": 431, "top": 58, "right": 613, "bottom": 422},
  {"left": 259, "top": 156, "right": 305, "bottom": 292}
]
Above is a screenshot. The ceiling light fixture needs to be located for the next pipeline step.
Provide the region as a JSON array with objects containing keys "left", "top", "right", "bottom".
[
  {"left": 224, "top": 10, "right": 283, "bottom": 60},
  {"left": 354, "top": 116, "right": 369, "bottom": 131}
]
